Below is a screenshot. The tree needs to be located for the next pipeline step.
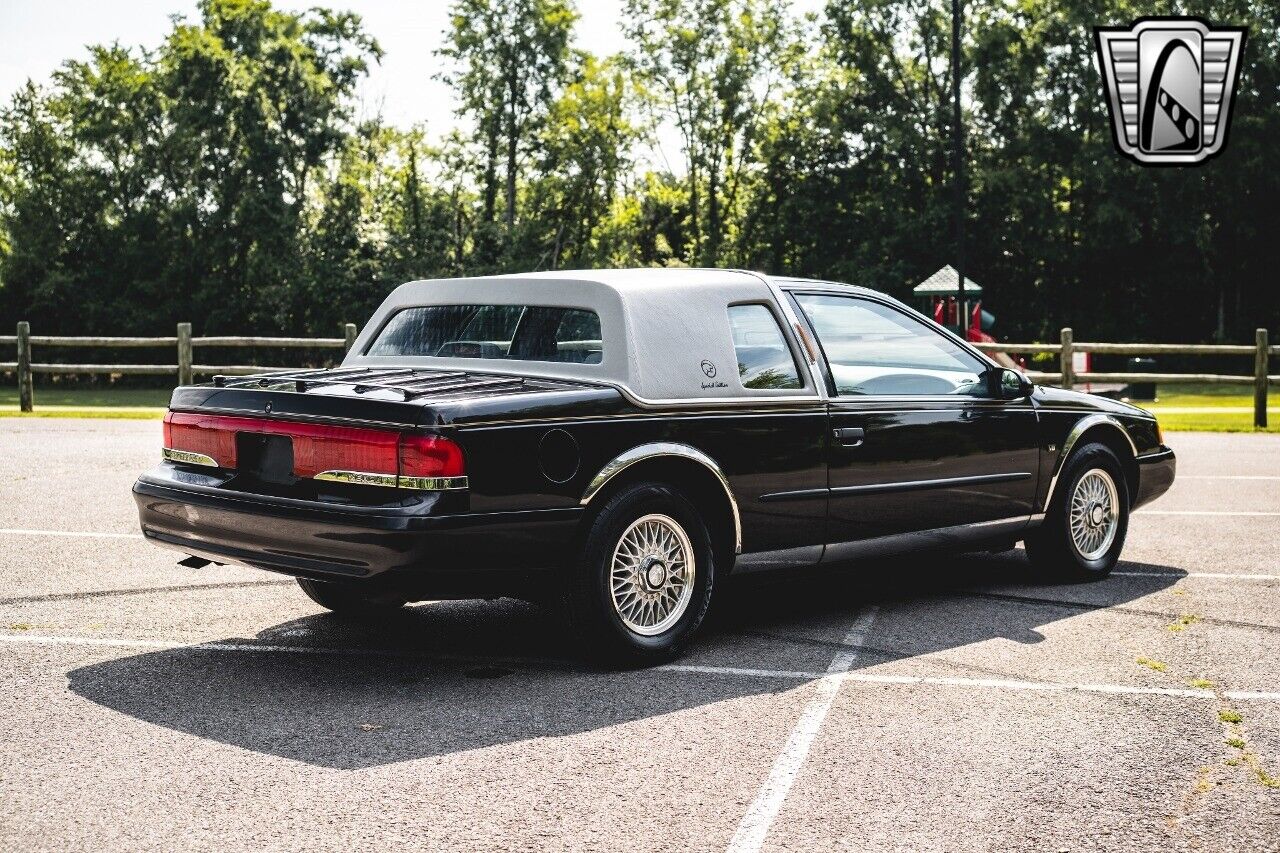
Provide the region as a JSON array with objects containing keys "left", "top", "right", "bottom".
[
  {"left": 440, "top": 0, "right": 577, "bottom": 241},
  {"left": 0, "top": 0, "right": 381, "bottom": 334},
  {"left": 523, "top": 54, "right": 637, "bottom": 269},
  {"left": 624, "top": 0, "right": 790, "bottom": 265},
  {"left": 159, "top": 0, "right": 381, "bottom": 330},
  {"left": 3, "top": 0, "right": 1279, "bottom": 344}
]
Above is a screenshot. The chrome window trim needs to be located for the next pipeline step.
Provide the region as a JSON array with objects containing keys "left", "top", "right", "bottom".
[
  {"left": 1041, "top": 414, "right": 1137, "bottom": 510},
  {"left": 604, "top": 386, "right": 825, "bottom": 409},
  {"left": 580, "top": 442, "right": 742, "bottom": 554},
  {"left": 162, "top": 447, "right": 219, "bottom": 468},
  {"left": 455, "top": 406, "right": 826, "bottom": 430},
  {"left": 315, "top": 470, "right": 469, "bottom": 491},
  {"left": 756, "top": 275, "right": 832, "bottom": 401}
]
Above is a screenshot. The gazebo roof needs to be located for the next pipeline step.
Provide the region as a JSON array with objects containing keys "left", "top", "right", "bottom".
[{"left": 912, "top": 265, "right": 983, "bottom": 296}]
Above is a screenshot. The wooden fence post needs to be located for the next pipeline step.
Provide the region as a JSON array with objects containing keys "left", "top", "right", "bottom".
[
  {"left": 16, "top": 321, "right": 33, "bottom": 413},
  {"left": 177, "top": 322, "right": 193, "bottom": 386},
  {"left": 1060, "top": 327, "right": 1074, "bottom": 390},
  {"left": 344, "top": 323, "right": 358, "bottom": 354},
  {"left": 1256, "top": 328, "right": 1269, "bottom": 430}
]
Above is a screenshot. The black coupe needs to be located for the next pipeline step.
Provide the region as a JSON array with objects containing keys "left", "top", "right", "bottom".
[{"left": 134, "top": 269, "right": 1175, "bottom": 663}]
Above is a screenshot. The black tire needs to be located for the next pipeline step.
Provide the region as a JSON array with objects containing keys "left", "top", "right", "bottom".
[
  {"left": 1025, "top": 442, "right": 1130, "bottom": 581},
  {"left": 566, "top": 482, "right": 716, "bottom": 666},
  {"left": 296, "top": 577, "right": 407, "bottom": 617}
]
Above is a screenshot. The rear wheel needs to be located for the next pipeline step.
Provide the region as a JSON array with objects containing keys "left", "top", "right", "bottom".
[
  {"left": 297, "top": 577, "right": 407, "bottom": 617},
  {"left": 1025, "top": 442, "right": 1129, "bottom": 581},
  {"left": 566, "top": 482, "right": 716, "bottom": 666}
]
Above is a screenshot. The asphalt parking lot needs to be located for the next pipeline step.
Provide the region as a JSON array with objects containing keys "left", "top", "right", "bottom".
[{"left": 1, "top": 420, "right": 1278, "bottom": 852}]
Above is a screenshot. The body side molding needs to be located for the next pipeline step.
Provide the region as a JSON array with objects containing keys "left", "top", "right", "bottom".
[
  {"left": 579, "top": 442, "right": 743, "bottom": 554},
  {"left": 1042, "top": 414, "right": 1138, "bottom": 510}
]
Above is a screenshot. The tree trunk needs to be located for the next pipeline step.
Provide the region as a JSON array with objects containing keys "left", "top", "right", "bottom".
[
  {"left": 505, "top": 72, "right": 519, "bottom": 233},
  {"left": 707, "top": 155, "right": 721, "bottom": 266},
  {"left": 687, "top": 157, "right": 700, "bottom": 265},
  {"left": 505, "top": 130, "right": 517, "bottom": 233},
  {"left": 1217, "top": 284, "right": 1226, "bottom": 342},
  {"left": 407, "top": 140, "right": 423, "bottom": 248},
  {"left": 482, "top": 120, "right": 499, "bottom": 225}
]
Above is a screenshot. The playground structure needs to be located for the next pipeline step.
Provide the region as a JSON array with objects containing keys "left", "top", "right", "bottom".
[{"left": 913, "top": 266, "right": 1114, "bottom": 393}]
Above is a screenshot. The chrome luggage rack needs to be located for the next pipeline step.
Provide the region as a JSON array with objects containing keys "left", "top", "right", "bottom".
[{"left": 210, "top": 366, "right": 527, "bottom": 401}]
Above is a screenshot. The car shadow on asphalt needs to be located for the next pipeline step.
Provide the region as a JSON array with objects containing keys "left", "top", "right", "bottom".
[{"left": 66, "top": 552, "right": 1184, "bottom": 769}]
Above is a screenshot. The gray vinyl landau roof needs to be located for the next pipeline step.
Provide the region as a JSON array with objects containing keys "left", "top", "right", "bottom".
[{"left": 345, "top": 268, "right": 828, "bottom": 405}]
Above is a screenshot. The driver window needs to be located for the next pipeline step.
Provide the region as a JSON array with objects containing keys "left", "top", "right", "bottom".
[{"left": 793, "top": 294, "right": 987, "bottom": 396}]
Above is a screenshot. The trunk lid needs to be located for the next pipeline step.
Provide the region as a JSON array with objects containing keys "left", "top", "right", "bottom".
[
  {"left": 158, "top": 366, "right": 599, "bottom": 504},
  {"left": 168, "top": 365, "right": 588, "bottom": 428}
]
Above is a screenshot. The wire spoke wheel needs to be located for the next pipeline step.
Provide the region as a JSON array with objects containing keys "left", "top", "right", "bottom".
[
  {"left": 609, "top": 513, "right": 696, "bottom": 637},
  {"left": 1068, "top": 468, "right": 1120, "bottom": 561}
]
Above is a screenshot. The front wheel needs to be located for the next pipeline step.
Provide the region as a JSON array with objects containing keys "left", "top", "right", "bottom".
[
  {"left": 1025, "top": 442, "right": 1129, "bottom": 581},
  {"left": 566, "top": 483, "right": 716, "bottom": 666}
]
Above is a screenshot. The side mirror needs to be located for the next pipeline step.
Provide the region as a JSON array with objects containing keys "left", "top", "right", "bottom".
[{"left": 986, "top": 368, "right": 1033, "bottom": 399}]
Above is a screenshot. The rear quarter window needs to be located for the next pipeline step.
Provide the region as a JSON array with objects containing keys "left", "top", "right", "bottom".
[{"left": 726, "top": 304, "right": 803, "bottom": 390}]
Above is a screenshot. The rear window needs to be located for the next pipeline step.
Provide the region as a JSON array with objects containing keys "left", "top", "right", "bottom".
[{"left": 366, "top": 305, "right": 603, "bottom": 364}]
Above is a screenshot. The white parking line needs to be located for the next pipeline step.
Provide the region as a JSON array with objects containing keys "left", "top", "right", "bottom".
[
  {"left": 1135, "top": 511, "right": 1280, "bottom": 517},
  {"left": 1155, "top": 407, "right": 1280, "bottom": 414},
  {"left": 0, "top": 528, "right": 144, "bottom": 540},
  {"left": 0, "top": 633, "right": 395, "bottom": 656},
  {"left": 1178, "top": 476, "right": 1280, "bottom": 481},
  {"left": 670, "top": 662, "right": 1280, "bottom": 702},
  {"left": 658, "top": 663, "right": 828, "bottom": 681},
  {"left": 726, "top": 607, "right": 879, "bottom": 853},
  {"left": 3, "top": 630, "right": 1278, "bottom": 705},
  {"left": 1113, "top": 571, "right": 1280, "bottom": 581}
]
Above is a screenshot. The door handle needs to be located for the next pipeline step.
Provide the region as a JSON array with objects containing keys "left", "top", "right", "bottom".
[{"left": 834, "top": 427, "right": 865, "bottom": 447}]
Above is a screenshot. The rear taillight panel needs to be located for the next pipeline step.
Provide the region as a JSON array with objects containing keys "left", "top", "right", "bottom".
[
  {"left": 162, "top": 412, "right": 467, "bottom": 491},
  {"left": 163, "top": 412, "right": 235, "bottom": 468},
  {"left": 399, "top": 434, "right": 467, "bottom": 488}
]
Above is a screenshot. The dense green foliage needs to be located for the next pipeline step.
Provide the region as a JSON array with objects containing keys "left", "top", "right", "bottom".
[{"left": 1, "top": 0, "right": 1277, "bottom": 343}]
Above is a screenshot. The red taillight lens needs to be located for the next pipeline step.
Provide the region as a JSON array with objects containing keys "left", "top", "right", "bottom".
[
  {"left": 164, "top": 411, "right": 238, "bottom": 467},
  {"left": 163, "top": 412, "right": 464, "bottom": 487},
  {"left": 399, "top": 434, "right": 466, "bottom": 479}
]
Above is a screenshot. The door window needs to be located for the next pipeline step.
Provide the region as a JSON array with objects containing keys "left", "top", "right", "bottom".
[
  {"left": 793, "top": 294, "right": 987, "bottom": 396},
  {"left": 726, "top": 304, "right": 804, "bottom": 390}
]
